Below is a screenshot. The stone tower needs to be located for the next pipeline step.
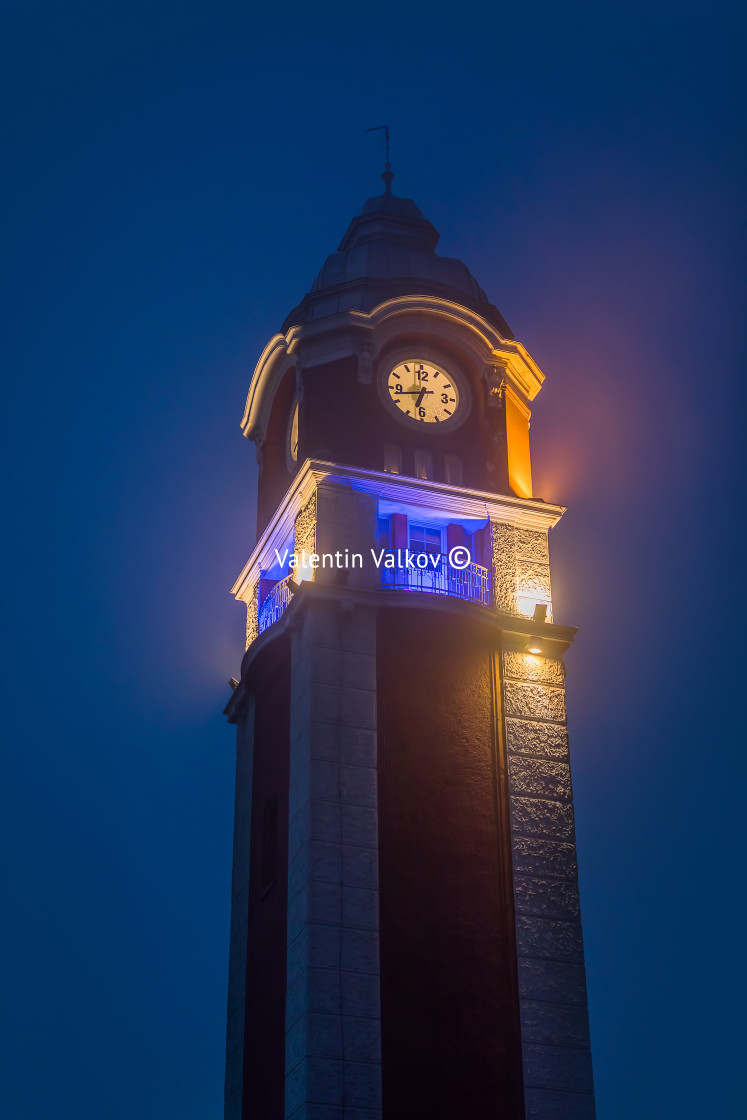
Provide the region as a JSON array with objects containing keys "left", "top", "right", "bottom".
[{"left": 223, "top": 177, "right": 596, "bottom": 1119}]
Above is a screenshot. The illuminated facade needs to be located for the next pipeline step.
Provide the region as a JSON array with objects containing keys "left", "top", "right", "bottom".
[{"left": 224, "top": 179, "right": 596, "bottom": 1118}]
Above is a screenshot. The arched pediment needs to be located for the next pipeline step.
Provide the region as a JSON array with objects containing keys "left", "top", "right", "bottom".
[{"left": 240, "top": 295, "right": 545, "bottom": 443}]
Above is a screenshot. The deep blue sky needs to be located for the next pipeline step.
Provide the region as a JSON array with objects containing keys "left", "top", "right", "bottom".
[{"left": 1, "top": 2, "right": 744, "bottom": 1116}]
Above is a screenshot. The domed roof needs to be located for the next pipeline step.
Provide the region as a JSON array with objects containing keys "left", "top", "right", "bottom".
[{"left": 281, "top": 187, "right": 513, "bottom": 338}]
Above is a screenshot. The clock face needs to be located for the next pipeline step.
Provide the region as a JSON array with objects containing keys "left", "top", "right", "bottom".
[{"left": 385, "top": 360, "right": 461, "bottom": 426}]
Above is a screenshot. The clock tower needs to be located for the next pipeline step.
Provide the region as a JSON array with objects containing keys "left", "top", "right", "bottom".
[{"left": 223, "top": 173, "right": 596, "bottom": 1119}]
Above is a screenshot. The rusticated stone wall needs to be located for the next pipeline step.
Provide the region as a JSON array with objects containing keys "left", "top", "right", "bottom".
[
  {"left": 491, "top": 523, "right": 553, "bottom": 619},
  {"left": 502, "top": 648, "right": 595, "bottom": 1119},
  {"left": 245, "top": 584, "right": 259, "bottom": 650},
  {"left": 294, "top": 492, "right": 317, "bottom": 566}
]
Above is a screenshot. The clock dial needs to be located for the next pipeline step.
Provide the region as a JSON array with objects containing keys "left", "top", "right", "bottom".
[{"left": 386, "top": 360, "right": 460, "bottom": 425}]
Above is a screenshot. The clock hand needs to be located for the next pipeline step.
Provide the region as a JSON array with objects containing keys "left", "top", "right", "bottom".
[{"left": 415, "top": 387, "right": 434, "bottom": 408}]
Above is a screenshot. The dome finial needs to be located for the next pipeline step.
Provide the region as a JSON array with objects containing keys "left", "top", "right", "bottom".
[{"left": 365, "top": 124, "right": 394, "bottom": 194}]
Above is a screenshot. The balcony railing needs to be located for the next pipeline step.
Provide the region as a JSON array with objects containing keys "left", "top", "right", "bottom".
[
  {"left": 256, "top": 556, "right": 492, "bottom": 640},
  {"left": 258, "top": 574, "right": 295, "bottom": 635},
  {"left": 381, "top": 553, "right": 491, "bottom": 607}
]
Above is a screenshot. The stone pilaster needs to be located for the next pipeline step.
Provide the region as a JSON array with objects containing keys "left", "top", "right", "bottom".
[
  {"left": 245, "top": 584, "right": 259, "bottom": 649},
  {"left": 501, "top": 649, "right": 595, "bottom": 1119},
  {"left": 224, "top": 699, "right": 255, "bottom": 1119},
  {"left": 314, "top": 482, "right": 379, "bottom": 592},
  {"left": 294, "top": 492, "right": 317, "bottom": 566},
  {"left": 284, "top": 599, "right": 381, "bottom": 1120},
  {"left": 491, "top": 522, "right": 553, "bottom": 620}
]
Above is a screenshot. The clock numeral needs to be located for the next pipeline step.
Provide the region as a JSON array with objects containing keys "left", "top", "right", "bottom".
[
  {"left": 417, "top": 370, "right": 429, "bottom": 381},
  {"left": 395, "top": 384, "right": 403, "bottom": 393},
  {"left": 418, "top": 406, "right": 426, "bottom": 418},
  {"left": 441, "top": 393, "right": 449, "bottom": 404}
]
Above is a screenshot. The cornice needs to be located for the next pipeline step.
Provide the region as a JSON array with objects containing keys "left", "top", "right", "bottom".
[
  {"left": 224, "top": 579, "right": 576, "bottom": 722},
  {"left": 240, "top": 296, "right": 546, "bottom": 442},
  {"left": 231, "top": 457, "right": 565, "bottom": 602}
]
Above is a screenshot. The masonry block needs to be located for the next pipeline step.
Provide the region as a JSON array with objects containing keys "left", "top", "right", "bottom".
[
  {"left": 509, "top": 756, "right": 572, "bottom": 801},
  {"left": 341, "top": 970, "right": 380, "bottom": 1018},
  {"left": 341, "top": 764, "right": 378, "bottom": 808},
  {"left": 518, "top": 957, "right": 589, "bottom": 1005},
  {"left": 340, "top": 727, "right": 377, "bottom": 767},
  {"left": 341, "top": 928, "right": 379, "bottom": 973},
  {"left": 503, "top": 650, "right": 564, "bottom": 685},
  {"left": 514, "top": 875, "right": 580, "bottom": 921},
  {"left": 342, "top": 845, "right": 378, "bottom": 890},
  {"left": 342, "top": 804, "right": 378, "bottom": 847},
  {"left": 512, "top": 836, "right": 578, "bottom": 879},
  {"left": 514, "top": 529, "right": 549, "bottom": 564},
  {"left": 505, "top": 681, "right": 566, "bottom": 722},
  {"left": 516, "top": 913, "right": 585, "bottom": 961},
  {"left": 505, "top": 718, "right": 569, "bottom": 760},
  {"left": 343, "top": 1016, "right": 381, "bottom": 1062},
  {"left": 520, "top": 999, "right": 591, "bottom": 1048},
  {"left": 342, "top": 886, "right": 379, "bottom": 931},
  {"left": 524, "top": 1042, "right": 594, "bottom": 1094},
  {"left": 310, "top": 759, "right": 341, "bottom": 800},
  {"left": 511, "top": 796, "right": 576, "bottom": 841}
]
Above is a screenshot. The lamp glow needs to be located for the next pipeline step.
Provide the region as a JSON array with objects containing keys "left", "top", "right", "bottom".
[{"left": 517, "top": 594, "right": 550, "bottom": 618}]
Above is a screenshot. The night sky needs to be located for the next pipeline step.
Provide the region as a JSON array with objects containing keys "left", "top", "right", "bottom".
[{"left": 2, "top": 2, "right": 745, "bottom": 1116}]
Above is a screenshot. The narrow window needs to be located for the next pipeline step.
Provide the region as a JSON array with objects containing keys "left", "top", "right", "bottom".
[
  {"left": 413, "top": 449, "right": 433, "bottom": 480},
  {"left": 409, "top": 523, "right": 442, "bottom": 556},
  {"left": 261, "top": 794, "right": 278, "bottom": 893},
  {"left": 377, "top": 517, "right": 391, "bottom": 549},
  {"left": 383, "top": 444, "right": 402, "bottom": 474},
  {"left": 444, "top": 454, "right": 463, "bottom": 486}
]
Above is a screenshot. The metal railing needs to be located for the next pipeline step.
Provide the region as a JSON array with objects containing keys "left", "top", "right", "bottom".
[
  {"left": 381, "top": 553, "right": 491, "bottom": 607},
  {"left": 258, "top": 575, "right": 295, "bottom": 634}
]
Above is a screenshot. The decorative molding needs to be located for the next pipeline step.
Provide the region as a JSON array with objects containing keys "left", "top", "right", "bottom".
[
  {"left": 240, "top": 296, "right": 546, "bottom": 444},
  {"left": 231, "top": 458, "right": 565, "bottom": 603}
]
